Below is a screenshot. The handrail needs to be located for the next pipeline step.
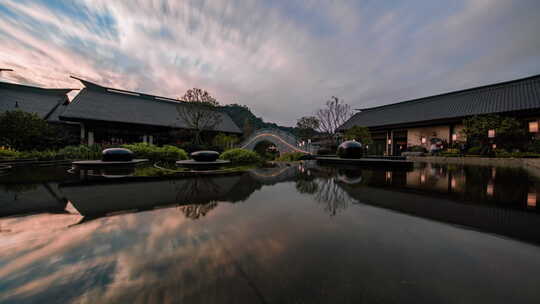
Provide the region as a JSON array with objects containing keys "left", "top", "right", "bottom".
[{"left": 238, "top": 128, "right": 313, "bottom": 154}]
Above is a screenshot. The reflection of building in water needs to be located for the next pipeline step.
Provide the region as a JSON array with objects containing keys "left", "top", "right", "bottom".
[
  {"left": 179, "top": 202, "right": 218, "bottom": 220},
  {"left": 61, "top": 175, "right": 244, "bottom": 220}
]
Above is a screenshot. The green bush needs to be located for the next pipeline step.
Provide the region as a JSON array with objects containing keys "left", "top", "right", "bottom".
[
  {"left": 527, "top": 140, "right": 540, "bottom": 153},
  {"left": 57, "top": 144, "right": 102, "bottom": 160},
  {"left": 467, "top": 146, "right": 482, "bottom": 155},
  {"left": 276, "top": 152, "right": 306, "bottom": 162},
  {"left": 439, "top": 152, "right": 460, "bottom": 157},
  {"left": 219, "top": 148, "right": 261, "bottom": 164},
  {"left": 0, "top": 148, "right": 21, "bottom": 159},
  {"left": 409, "top": 145, "right": 426, "bottom": 152},
  {"left": 122, "top": 143, "right": 187, "bottom": 162}
]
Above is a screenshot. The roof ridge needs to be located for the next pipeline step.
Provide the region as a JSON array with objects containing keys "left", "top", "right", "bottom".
[
  {"left": 0, "top": 80, "right": 75, "bottom": 94},
  {"left": 71, "top": 76, "right": 189, "bottom": 105},
  {"left": 358, "top": 73, "right": 540, "bottom": 113}
]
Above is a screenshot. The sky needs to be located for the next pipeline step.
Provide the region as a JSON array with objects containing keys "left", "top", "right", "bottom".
[{"left": 0, "top": 0, "right": 539, "bottom": 126}]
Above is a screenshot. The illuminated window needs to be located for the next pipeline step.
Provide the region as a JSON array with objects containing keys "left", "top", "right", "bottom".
[
  {"left": 487, "top": 183, "right": 494, "bottom": 196},
  {"left": 451, "top": 177, "right": 456, "bottom": 189},
  {"left": 420, "top": 174, "right": 426, "bottom": 183},
  {"left": 386, "top": 171, "right": 392, "bottom": 181},
  {"left": 529, "top": 121, "right": 539, "bottom": 133},
  {"left": 527, "top": 192, "right": 537, "bottom": 207},
  {"left": 388, "top": 139, "right": 392, "bottom": 145},
  {"left": 488, "top": 129, "right": 495, "bottom": 138},
  {"left": 421, "top": 137, "right": 426, "bottom": 144},
  {"left": 452, "top": 134, "right": 457, "bottom": 141}
]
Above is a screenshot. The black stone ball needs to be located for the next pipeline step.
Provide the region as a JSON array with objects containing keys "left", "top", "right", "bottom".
[
  {"left": 337, "top": 140, "right": 363, "bottom": 159},
  {"left": 102, "top": 148, "right": 134, "bottom": 162},
  {"left": 191, "top": 150, "right": 220, "bottom": 162}
]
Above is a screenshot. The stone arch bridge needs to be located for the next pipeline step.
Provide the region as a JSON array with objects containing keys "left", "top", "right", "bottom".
[{"left": 238, "top": 128, "right": 315, "bottom": 154}]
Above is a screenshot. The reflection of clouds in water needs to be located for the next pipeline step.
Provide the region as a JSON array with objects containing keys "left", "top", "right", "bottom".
[{"left": 0, "top": 204, "right": 290, "bottom": 303}]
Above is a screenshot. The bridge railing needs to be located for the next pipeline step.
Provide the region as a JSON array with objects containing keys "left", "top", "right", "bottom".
[{"left": 238, "top": 128, "right": 317, "bottom": 154}]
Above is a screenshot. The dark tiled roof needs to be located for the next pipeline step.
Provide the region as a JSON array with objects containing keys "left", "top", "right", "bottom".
[
  {"left": 339, "top": 74, "right": 540, "bottom": 130},
  {"left": 0, "top": 81, "right": 72, "bottom": 122},
  {"left": 60, "top": 78, "right": 242, "bottom": 133}
]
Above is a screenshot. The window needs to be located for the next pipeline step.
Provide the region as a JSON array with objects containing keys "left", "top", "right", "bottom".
[
  {"left": 421, "top": 137, "right": 426, "bottom": 144},
  {"left": 529, "top": 121, "right": 539, "bottom": 133},
  {"left": 488, "top": 129, "right": 495, "bottom": 138}
]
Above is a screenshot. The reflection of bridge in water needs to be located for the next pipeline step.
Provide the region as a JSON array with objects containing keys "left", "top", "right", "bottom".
[{"left": 238, "top": 128, "right": 316, "bottom": 154}]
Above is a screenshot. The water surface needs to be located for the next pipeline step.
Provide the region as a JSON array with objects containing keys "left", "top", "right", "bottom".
[{"left": 1, "top": 163, "right": 540, "bottom": 303}]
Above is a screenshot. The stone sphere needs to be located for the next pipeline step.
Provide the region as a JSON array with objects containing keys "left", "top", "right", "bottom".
[
  {"left": 102, "top": 148, "right": 134, "bottom": 162},
  {"left": 191, "top": 150, "right": 220, "bottom": 162},
  {"left": 337, "top": 140, "right": 364, "bottom": 159}
]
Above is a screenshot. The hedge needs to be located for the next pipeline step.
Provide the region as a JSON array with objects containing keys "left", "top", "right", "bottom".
[{"left": 219, "top": 148, "right": 262, "bottom": 164}]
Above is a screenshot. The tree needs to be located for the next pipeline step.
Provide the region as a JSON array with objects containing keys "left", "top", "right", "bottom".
[
  {"left": 461, "top": 114, "right": 526, "bottom": 151},
  {"left": 296, "top": 116, "right": 320, "bottom": 140},
  {"left": 344, "top": 125, "right": 373, "bottom": 145},
  {"left": 243, "top": 118, "right": 254, "bottom": 137},
  {"left": 316, "top": 96, "right": 353, "bottom": 137},
  {"left": 0, "top": 110, "right": 70, "bottom": 151},
  {"left": 176, "top": 88, "right": 222, "bottom": 144},
  {"left": 212, "top": 133, "right": 238, "bottom": 150}
]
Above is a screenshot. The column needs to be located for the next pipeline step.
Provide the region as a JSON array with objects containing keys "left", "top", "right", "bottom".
[
  {"left": 88, "top": 131, "right": 94, "bottom": 146},
  {"left": 142, "top": 135, "right": 148, "bottom": 143},
  {"left": 80, "top": 123, "right": 86, "bottom": 144},
  {"left": 149, "top": 135, "right": 154, "bottom": 145}
]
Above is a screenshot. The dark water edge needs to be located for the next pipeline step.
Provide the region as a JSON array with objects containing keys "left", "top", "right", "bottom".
[{"left": 1, "top": 162, "right": 540, "bottom": 303}]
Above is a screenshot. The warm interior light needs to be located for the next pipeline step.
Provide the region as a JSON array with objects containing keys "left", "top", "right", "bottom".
[
  {"left": 421, "top": 137, "right": 426, "bottom": 144},
  {"left": 492, "top": 144, "right": 497, "bottom": 149},
  {"left": 420, "top": 174, "right": 426, "bottom": 183},
  {"left": 488, "top": 129, "right": 496, "bottom": 138},
  {"left": 386, "top": 171, "right": 392, "bottom": 181},
  {"left": 388, "top": 139, "right": 392, "bottom": 145},
  {"left": 487, "top": 183, "right": 494, "bottom": 196},
  {"left": 529, "top": 121, "right": 539, "bottom": 133},
  {"left": 452, "top": 134, "right": 457, "bottom": 141},
  {"left": 451, "top": 178, "right": 456, "bottom": 189},
  {"left": 527, "top": 192, "right": 537, "bottom": 207}
]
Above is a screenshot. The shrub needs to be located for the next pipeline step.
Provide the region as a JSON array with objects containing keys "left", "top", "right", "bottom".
[
  {"left": 122, "top": 143, "right": 187, "bottom": 162},
  {"left": 467, "top": 146, "right": 482, "bottom": 155},
  {"left": 276, "top": 152, "right": 306, "bottom": 162},
  {"left": 0, "top": 148, "right": 21, "bottom": 159},
  {"left": 57, "top": 144, "right": 102, "bottom": 160},
  {"left": 527, "top": 140, "right": 540, "bottom": 153},
  {"left": 409, "top": 145, "right": 427, "bottom": 153},
  {"left": 219, "top": 148, "right": 261, "bottom": 164},
  {"left": 439, "top": 152, "right": 460, "bottom": 157}
]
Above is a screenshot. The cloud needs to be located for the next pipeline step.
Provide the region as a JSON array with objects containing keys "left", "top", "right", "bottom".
[{"left": 0, "top": 0, "right": 539, "bottom": 125}]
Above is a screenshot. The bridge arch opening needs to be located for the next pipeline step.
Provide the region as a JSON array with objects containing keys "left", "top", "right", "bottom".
[{"left": 253, "top": 140, "right": 280, "bottom": 160}]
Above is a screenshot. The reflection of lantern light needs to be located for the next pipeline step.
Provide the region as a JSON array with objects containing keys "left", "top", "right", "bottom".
[
  {"left": 386, "top": 171, "right": 392, "bottom": 181},
  {"left": 492, "top": 144, "right": 497, "bottom": 149},
  {"left": 452, "top": 134, "right": 457, "bottom": 141},
  {"left": 492, "top": 168, "right": 496, "bottom": 179},
  {"left": 529, "top": 121, "right": 539, "bottom": 133},
  {"left": 527, "top": 192, "right": 537, "bottom": 207},
  {"left": 487, "top": 183, "right": 494, "bottom": 196},
  {"left": 421, "top": 137, "right": 426, "bottom": 144},
  {"left": 488, "top": 129, "right": 495, "bottom": 138}
]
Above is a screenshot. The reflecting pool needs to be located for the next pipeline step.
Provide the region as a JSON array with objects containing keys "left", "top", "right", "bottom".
[{"left": 1, "top": 162, "right": 540, "bottom": 303}]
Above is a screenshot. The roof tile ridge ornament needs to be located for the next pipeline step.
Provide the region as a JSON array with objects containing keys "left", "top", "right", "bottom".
[{"left": 70, "top": 75, "right": 107, "bottom": 92}]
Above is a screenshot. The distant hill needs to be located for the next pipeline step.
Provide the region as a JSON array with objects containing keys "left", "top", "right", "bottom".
[{"left": 219, "top": 104, "right": 298, "bottom": 136}]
